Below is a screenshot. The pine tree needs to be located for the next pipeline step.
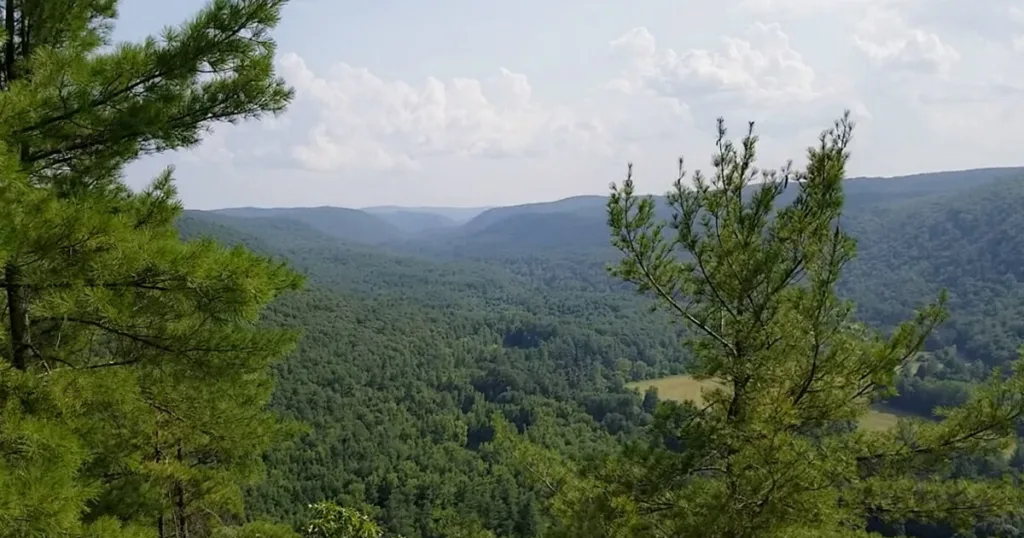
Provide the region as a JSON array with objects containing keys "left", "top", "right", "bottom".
[
  {"left": 499, "top": 113, "right": 1024, "bottom": 537},
  {"left": 0, "top": 1, "right": 302, "bottom": 536}
]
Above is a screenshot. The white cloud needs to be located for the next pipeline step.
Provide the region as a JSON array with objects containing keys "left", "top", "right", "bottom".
[
  {"left": 148, "top": 0, "right": 1023, "bottom": 208},
  {"left": 606, "top": 23, "right": 868, "bottom": 147},
  {"left": 735, "top": 0, "right": 886, "bottom": 17},
  {"left": 1012, "top": 7, "right": 1024, "bottom": 52},
  {"left": 610, "top": 23, "right": 822, "bottom": 106},
  {"left": 1012, "top": 6, "right": 1024, "bottom": 24},
  {"left": 739, "top": 0, "right": 1005, "bottom": 66},
  {"left": 182, "top": 127, "right": 234, "bottom": 166},
  {"left": 852, "top": 6, "right": 960, "bottom": 75},
  {"left": 276, "top": 53, "right": 600, "bottom": 172}
]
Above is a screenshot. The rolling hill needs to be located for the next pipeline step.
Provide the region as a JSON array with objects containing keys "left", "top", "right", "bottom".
[
  {"left": 199, "top": 167, "right": 1024, "bottom": 257},
  {"left": 362, "top": 209, "right": 458, "bottom": 234},
  {"left": 361, "top": 205, "right": 490, "bottom": 224},
  {"left": 193, "top": 166, "right": 1024, "bottom": 373},
  {"left": 176, "top": 165, "right": 1024, "bottom": 537},
  {"left": 177, "top": 207, "right": 691, "bottom": 536},
  {"left": 840, "top": 174, "right": 1024, "bottom": 368},
  {"left": 457, "top": 195, "right": 608, "bottom": 234},
  {"left": 212, "top": 206, "right": 406, "bottom": 244},
  {"left": 415, "top": 167, "right": 1024, "bottom": 259}
]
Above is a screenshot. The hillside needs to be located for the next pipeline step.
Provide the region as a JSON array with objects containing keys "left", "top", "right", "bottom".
[
  {"left": 178, "top": 211, "right": 691, "bottom": 536},
  {"left": 176, "top": 166, "right": 1024, "bottom": 537},
  {"left": 188, "top": 166, "right": 1024, "bottom": 362},
  {"left": 362, "top": 205, "right": 491, "bottom": 224},
  {"left": 361, "top": 168, "right": 1011, "bottom": 260},
  {"left": 199, "top": 168, "right": 1024, "bottom": 257},
  {"left": 458, "top": 195, "right": 608, "bottom": 234},
  {"left": 212, "top": 206, "right": 406, "bottom": 244},
  {"left": 841, "top": 167, "right": 1022, "bottom": 208},
  {"left": 842, "top": 174, "right": 1024, "bottom": 368},
  {"left": 192, "top": 168, "right": 1024, "bottom": 376},
  {"left": 429, "top": 211, "right": 612, "bottom": 259},
  {"left": 366, "top": 209, "right": 458, "bottom": 234}
]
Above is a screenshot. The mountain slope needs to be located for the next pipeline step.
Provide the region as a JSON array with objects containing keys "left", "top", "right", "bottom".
[
  {"left": 388, "top": 166, "right": 1024, "bottom": 372},
  {"left": 841, "top": 167, "right": 1021, "bottom": 210},
  {"left": 841, "top": 174, "right": 1024, "bottom": 367},
  {"left": 421, "top": 168, "right": 1024, "bottom": 260},
  {"left": 460, "top": 196, "right": 608, "bottom": 234},
  {"left": 175, "top": 167, "right": 1024, "bottom": 537},
  {"left": 175, "top": 210, "right": 689, "bottom": 537},
  {"left": 367, "top": 209, "right": 458, "bottom": 234},
  {"left": 362, "top": 205, "right": 490, "bottom": 224},
  {"left": 211, "top": 206, "right": 405, "bottom": 244}
]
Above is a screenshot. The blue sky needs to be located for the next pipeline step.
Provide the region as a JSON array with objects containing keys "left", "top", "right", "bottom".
[{"left": 117, "top": 0, "right": 1024, "bottom": 209}]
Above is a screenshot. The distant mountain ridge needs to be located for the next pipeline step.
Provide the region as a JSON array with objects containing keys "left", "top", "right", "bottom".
[
  {"left": 181, "top": 165, "right": 1024, "bottom": 378},
  {"left": 361, "top": 205, "right": 491, "bottom": 224},
  {"left": 175, "top": 166, "right": 1024, "bottom": 537},
  {"left": 360, "top": 209, "right": 458, "bottom": 234},
  {"left": 203, "top": 167, "right": 1024, "bottom": 255},
  {"left": 211, "top": 206, "right": 405, "bottom": 245}
]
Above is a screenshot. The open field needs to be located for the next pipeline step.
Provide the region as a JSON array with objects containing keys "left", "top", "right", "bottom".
[{"left": 628, "top": 375, "right": 910, "bottom": 432}]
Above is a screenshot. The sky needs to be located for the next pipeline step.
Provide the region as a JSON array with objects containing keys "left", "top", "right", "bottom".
[{"left": 115, "top": 0, "right": 1024, "bottom": 209}]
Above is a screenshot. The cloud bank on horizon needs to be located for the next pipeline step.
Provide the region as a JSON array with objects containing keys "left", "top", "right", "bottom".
[{"left": 120, "top": 0, "right": 1024, "bottom": 209}]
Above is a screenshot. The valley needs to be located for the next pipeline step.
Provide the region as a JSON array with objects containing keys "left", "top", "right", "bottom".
[
  {"left": 179, "top": 165, "right": 1024, "bottom": 537},
  {"left": 7, "top": 2, "right": 1022, "bottom": 536}
]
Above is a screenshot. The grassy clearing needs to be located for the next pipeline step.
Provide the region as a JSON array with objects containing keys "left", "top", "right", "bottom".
[
  {"left": 629, "top": 374, "right": 1018, "bottom": 456},
  {"left": 628, "top": 374, "right": 903, "bottom": 432}
]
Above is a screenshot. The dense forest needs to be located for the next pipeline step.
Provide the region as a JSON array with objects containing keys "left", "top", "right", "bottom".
[
  {"left": 177, "top": 212, "right": 687, "bottom": 536},
  {"left": 2, "top": 0, "right": 1024, "bottom": 537},
  {"left": 177, "top": 161, "right": 1024, "bottom": 537}
]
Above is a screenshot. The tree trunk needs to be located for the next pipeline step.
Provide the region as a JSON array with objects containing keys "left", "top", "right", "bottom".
[
  {"left": 156, "top": 429, "right": 166, "bottom": 538},
  {"left": 176, "top": 442, "right": 188, "bottom": 538},
  {"left": 6, "top": 262, "right": 30, "bottom": 370},
  {"left": 2, "top": 2, "right": 31, "bottom": 371},
  {"left": 3, "top": 0, "right": 15, "bottom": 87}
]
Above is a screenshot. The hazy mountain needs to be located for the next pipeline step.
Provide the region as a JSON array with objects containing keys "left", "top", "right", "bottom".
[
  {"left": 198, "top": 167, "right": 1024, "bottom": 255},
  {"left": 211, "top": 206, "right": 404, "bottom": 244},
  {"left": 427, "top": 168, "right": 1024, "bottom": 257},
  {"left": 361, "top": 205, "right": 491, "bottom": 224},
  {"left": 183, "top": 166, "right": 1024, "bottom": 386},
  {"left": 364, "top": 210, "right": 459, "bottom": 234},
  {"left": 182, "top": 210, "right": 351, "bottom": 252},
  {"left": 456, "top": 168, "right": 1020, "bottom": 238},
  {"left": 841, "top": 167, "right": 1022, "bottom": 209},
  {"left": 459, "top": 195, "right": 608, "bottom": 234}
]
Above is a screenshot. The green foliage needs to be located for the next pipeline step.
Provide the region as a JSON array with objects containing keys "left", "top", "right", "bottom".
[
  {"left": 1, "top": 1, "right": 1020, "bottom": 537},
  {"left": 183, "top": 161, "right": 1024, "bottom": 537},
  {"left": 305, "top": 501, "right": 385, "bottom": 538},
  {"left": 0, "top": 0, "right": 301, "bottom": 536},
  {"left": 0, "top": 0, "right": 291, "bottom": 194},
  {"left": 212, "top": 520, "right": 301, "bottom": 538},
  {"left": 841, "top": 176, "right": 1024, "bottom": 370},
  {"left": 497, "top": 114, "right": 1024, "bottom": 537},
  {"left": 196, "top": 215, "right": 677, "bottom": 537}
]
